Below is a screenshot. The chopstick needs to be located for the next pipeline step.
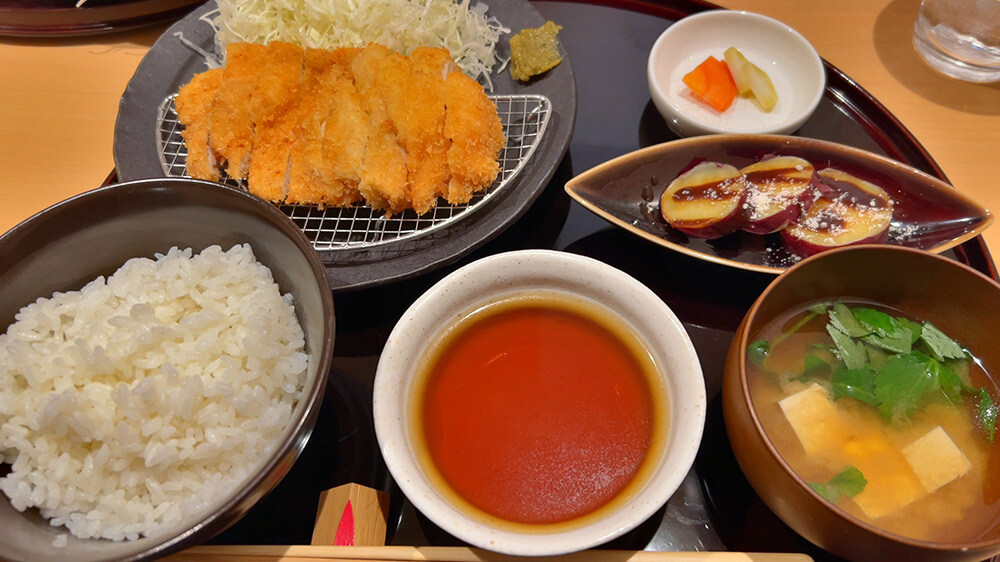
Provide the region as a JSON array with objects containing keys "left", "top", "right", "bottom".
[{"left": 165, "top": 545, "right": 813, "bottom": 561}]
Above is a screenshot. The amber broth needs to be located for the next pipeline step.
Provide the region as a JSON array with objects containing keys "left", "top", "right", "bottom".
[
  {"left": 748, "top": 300, "right": 1000, "bottom": 542},
  {"left": 410, "top": 291, "right": 669, "bottom": 532}
]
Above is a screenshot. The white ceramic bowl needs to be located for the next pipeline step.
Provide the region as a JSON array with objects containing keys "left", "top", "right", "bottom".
[
  {"left": 373, "top": 249, "right": 706, "bottom": 556},
  {"left": 647, "top": 10, "right": 825, "bottom": 137}
]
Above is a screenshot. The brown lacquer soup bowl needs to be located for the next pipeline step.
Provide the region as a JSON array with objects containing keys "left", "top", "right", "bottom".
[{"left": 723, "top": 245, "right": 1000, "bottom": 561}]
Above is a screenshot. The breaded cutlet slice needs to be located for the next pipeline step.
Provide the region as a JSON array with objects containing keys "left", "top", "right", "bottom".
[
  {"left": 286, "top": 49, "right": 339, "bottom": 206},
  {"left": 399, "top": 47, "right": 452, "bottom": 215},
  {"left": 247, "top": 41, "right": 305, "bottom": 202},
  {"left": 175, "top": 67, "right": 223, "bottom": 182},
  {"left": 318, "top": 56, "right": 367, "bottom": 208},
  {"left": 208, "top": 42, "right": 266, "bottom": 178},
  {"left": 351, "top": 44, "right": 410, "bottom": 215},
  {"left": 443, "top": 69, "right": 505, "bottom": 204}
]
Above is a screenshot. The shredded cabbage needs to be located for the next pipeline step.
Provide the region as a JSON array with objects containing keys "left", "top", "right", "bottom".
[{"left": 203, "top": 0, "right": 509, "bottom": 89}]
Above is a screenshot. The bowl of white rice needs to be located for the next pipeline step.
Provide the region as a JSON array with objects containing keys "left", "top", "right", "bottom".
[{"left": 0, "top": 178, "right": 335, "bottom": 561}]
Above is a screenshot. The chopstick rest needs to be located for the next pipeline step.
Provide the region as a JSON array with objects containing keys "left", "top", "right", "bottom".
[{"left": 312, "top": 483, "right": 391, "bottom": 547}]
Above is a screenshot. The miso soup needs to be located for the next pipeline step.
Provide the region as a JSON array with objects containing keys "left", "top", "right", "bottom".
[{"left": 747, "top": 300, "right": 1000, "bottom": 542}]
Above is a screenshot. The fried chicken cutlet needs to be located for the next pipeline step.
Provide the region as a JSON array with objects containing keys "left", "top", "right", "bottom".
[
  {"left": 176, "top": 42, "right": 505, "bottom": 216},
  {"left": 318, "top": 48, "right": 367, "bottom": 208},
  {"left": 401, "top": 47, "right": 452, "bottom": 215},
  {"left": 246, "top": 42, "right": 305, "bottom": 202},
  {"left": 208, "top": 42, "right": 266, "bottom": 179},
  {"left": 286, "top": 49, "right": 338, "bottom": 206},
  {"left": 175, "top": 68, "right": 223, "bottom": 182},
  {"left": 351, "top": 44, "right": 410, "bottom": 215},
  {"left": 444, "top": 67, "right": 505, "bottom": 205}
]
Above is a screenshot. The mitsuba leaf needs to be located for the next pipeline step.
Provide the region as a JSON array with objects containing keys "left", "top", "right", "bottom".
[
  {"left": 875, "top": 352, "right": 938, "bottom": 421},
  {"left": 800, "top": 354, "right": 832, "bottom": 381},
  {"left": 808, "top": 466, "right": 868, "bottom": 503},
  {"left": 807, "top": 342, "right": 839, "bottom": 365},
  {"left": 921, "top": 322, "right": 967, "bottom": 362},
  {"left": 947, "top": 358, "right": 972, "bottom": 388},
  {"left": 748, "top": 340, "right": 770, "bottom": 367},
  {"left": 978, "top": 389, "right": 998, "bottom": 444},
  {"left": 937, "top": 361, "right": 971, "bottom": 404},
  {"left": 863, "top": 327, "right": 913, "bottom": 354},
  {"left": 898, "top": 317, "right": 923, "bottom": 345},
  {"left": 828, "top": 303, "right": 870, "bottom": 338},
  {"left": 827, "top": 324, "right": 867, "bottom": 370},
  {"left": 853, "top": 307, "right": 899, "bottom": 337},
  {"left": 865, "top": 345, "right": 889, "bottom": 371},
  {"left": 831, "top": 365, "right": 878, "bottom": 405}
]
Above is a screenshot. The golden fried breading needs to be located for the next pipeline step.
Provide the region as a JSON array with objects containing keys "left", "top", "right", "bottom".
[
  {"left": 318, "top": 63, "right": 367, "bottom": 207},
  {"left": 443, "top": 69, "right": 505, "bottom": 205},
  {"left": 208, "top": 43, "right": 266, "bottom": 179},
  {"left": 401, "top": 47, "right": 452, "bottom": 215},
  {"left": 247, "top": 42, "right": 305, "bottom": 202},
  {"left": 176, "top": 43, "right": 505, "bottom": 215},
  {"left": 351, "top": 44, "right": 410, "bottom": 215},
  {"left": 175, "top": 67, "right": 223, "bottom": 181},
  {"left": 286, "top": 49, "right": 339, "bottom": 206}
]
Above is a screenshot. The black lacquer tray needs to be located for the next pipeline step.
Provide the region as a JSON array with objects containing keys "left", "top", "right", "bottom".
[{"left": 103, "top": 0, "right": 996, "bottom": 558}]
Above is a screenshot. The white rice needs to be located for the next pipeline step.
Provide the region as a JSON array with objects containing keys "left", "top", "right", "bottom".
[{"left": 0, "top": 244, "right": 308, "bottom": 541}]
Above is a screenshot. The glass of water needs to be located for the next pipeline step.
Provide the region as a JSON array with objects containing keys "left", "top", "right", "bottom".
[{"left": 912, "top": 0, "right": 1000, "bottom": 83}]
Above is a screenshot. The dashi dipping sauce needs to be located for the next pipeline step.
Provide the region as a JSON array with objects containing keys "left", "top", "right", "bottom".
[
  {"left": 412, "top": 291, "right": 668, "bottom": 529},
  {"left": 748, "top": 299, "right": 1000, "bottom": 542}
]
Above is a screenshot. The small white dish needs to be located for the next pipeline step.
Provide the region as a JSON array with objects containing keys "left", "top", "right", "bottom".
[
  {"left": 373, "top": 249, "right": 706, "bottom": 556},
  {"left": 647, "top": 10, "right": 825, "bottom": 137}
]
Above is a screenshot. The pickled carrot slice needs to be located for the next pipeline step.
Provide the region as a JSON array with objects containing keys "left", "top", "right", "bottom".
[{"left": 682, "top": 56, "right": 737, "bottom": 112}]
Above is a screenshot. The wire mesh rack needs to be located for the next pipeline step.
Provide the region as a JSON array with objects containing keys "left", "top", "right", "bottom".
[{"left": 157, "top": 94, "right": 551, "bottom": 252}]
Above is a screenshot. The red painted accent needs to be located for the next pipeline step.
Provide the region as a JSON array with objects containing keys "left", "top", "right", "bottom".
[{"left": 334, "top": 500, "right": 355, "bottom": 546}]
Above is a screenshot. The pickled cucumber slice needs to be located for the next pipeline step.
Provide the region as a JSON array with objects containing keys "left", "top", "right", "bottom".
[{"left": 724, "top": 47, "right": 778, "bottom": 111}]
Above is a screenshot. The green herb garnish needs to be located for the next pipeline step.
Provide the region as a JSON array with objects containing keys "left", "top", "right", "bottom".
[
  {"left": 828, "top": 302, "right": 869, "bottom": 338},
  {"left": 831, "top": 365, "right": 878, "bottom": 405},
  {"left": 827, "top": 323, "right": 867, "bottom": 370},
  {"left": 748, "top": 340, "right": 770, "bottom": 367},
  {"left": 800, "top": 354, "right": 832, "bottom": 381},
  {"left": 874, "top": 352, "right": 939, "bottom": 421},
  {"left": 979, "top": 389, "right": 998, "bottom": 444},
  {"left": 921, "top": 322, "right": 967, "bottom": 362},
  {"left": 863, "top": 327, "right": 913, "bottom": 355},
  {"left": 936, "top": 361, "right": 968, "bottom": 405},
  {"left": 898, "top": 317, "right": 923, "bottom": 345},
  {"left": 852, "top": 308, "right": 898, "bottom": 337},
  {"left": 749, "top": 301, "right": 997, "bottom": 444},
  {"left": 809, "top": 466, "right": 868, "bottom": 503}
]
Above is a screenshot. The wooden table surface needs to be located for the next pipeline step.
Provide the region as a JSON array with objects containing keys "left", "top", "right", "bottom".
[{"left": 1, "top": 0, "right": 998, "bottom": 254}]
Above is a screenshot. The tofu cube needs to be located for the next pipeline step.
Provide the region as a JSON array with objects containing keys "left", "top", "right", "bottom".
[
  {"left": 779, "top": 383, "right": 848, "bottom": 457},
  {"left": 902, "top": 426, "right": 972, "bottom": 493}
]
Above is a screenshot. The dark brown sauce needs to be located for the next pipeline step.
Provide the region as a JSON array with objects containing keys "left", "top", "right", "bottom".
[
  {"left": 744, "top": 167, "right": 801, "bottom": 187},
  {"left": 671, "top": 177, "right": 741, "bottom": 202},
  {"left": 821, "top": 177, "right": 890, "bottom": 209}
]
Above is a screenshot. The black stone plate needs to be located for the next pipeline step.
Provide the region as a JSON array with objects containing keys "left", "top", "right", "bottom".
[{"left": 112, "top": 0, "right": 577, "bottom": 292}]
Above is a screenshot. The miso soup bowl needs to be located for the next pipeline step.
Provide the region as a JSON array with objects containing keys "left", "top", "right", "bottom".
[
  {"left": 723, "top": 245, "right": 1000, "bottom": 561},
  {"left": 374, "top": 249, "right": 706, "bottom": 556}
]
